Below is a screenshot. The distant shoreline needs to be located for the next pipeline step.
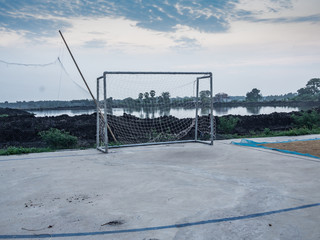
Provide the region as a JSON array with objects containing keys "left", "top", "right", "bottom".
[
  {"left": 23, "top": 106, "right": 96, "bottom": 111},
  {"left": 17, "top": 100, "right": 319, "bottom": 111},
  {"left": 214, "top": 100, "right": 319, "bottom": 108}
]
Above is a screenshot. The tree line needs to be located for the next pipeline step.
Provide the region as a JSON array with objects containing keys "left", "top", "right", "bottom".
[
  {"left": 245, "top": 78, "right": 320, "bottom": 102},
  {"left": 1, "top": 78, "right": 318, "bottom": 110}
]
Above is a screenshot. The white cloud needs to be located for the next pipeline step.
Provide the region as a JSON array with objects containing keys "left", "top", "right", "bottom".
[
  {"left": 0, "top": 0, "right": 319, "bottom": 101},
  {"left": 61, "top": 17, "right": 176, "bottom": 54},
  {"left": 0, "top": 28, "right": 26, "bottom": 47}
]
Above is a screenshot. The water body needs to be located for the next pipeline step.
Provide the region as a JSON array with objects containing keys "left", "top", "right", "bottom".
[{"left": 31, "top": 106, "right": 304, "bottom": 118}]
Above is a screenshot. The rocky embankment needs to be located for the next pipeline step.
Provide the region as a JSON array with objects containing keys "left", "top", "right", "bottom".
[
  {"left": 0, "top": 107, "right": 319, "bottom": 148},
  {"left": 0, "top": 108, "right": 96, "bottom": 148}
]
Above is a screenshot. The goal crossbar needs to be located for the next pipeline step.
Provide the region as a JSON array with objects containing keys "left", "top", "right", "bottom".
[{"left": 103, "top": 71, "right": 212, "bottom": 75}]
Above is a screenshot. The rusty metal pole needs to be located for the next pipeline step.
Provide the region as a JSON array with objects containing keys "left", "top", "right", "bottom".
[
  {"left": 58, "top": 30, "right": 96, "bottom": 104},
  {"left": 58, "top": 30, "right": 117, "bottom": 143}
]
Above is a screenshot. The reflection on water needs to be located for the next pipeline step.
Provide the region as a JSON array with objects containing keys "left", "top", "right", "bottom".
[
  {"left": 31, "top": 109, "right": 96, "bottom": 117},
  {"left": 31, "top": 106, "right": 303, "bottom": 118},
  {"left": 214, "top": 107, "right": 229, "bottom": 115},
  {"left": 246, "top": 106, "right": 262, "bottom": 115}
]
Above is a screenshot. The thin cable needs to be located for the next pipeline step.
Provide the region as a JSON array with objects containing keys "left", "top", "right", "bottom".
[
  {"left": 57, "top": 57, "right": 90, "bottom": 95},
  {"left": 0, "top": 55, "right": 90, "bottom": 97},
  {"left": 0, "top": 59, "right": 58, "bottom": 67},
  {"left": 57, "top": 40, "right": 65, "bottom": 99},
  {"left": 57, "top": 62, "right": 63, "bottom": 99}
]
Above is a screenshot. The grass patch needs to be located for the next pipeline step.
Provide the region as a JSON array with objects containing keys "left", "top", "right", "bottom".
[
  {"left": 221, "top": 127, "right": 320, "bottom": 139},
  {"left": 149, "top": 128, "right": 176, "bottom": 142},
  {"left": 0, "top": 146, "right": 52, "bottom": 156},
  {"left": 107, "top": 141, "right": 124, "bottom": 146}
]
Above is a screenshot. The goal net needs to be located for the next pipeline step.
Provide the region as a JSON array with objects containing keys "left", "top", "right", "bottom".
[{"left": 96, "top": 72, "right": 215, "bottom": 152}]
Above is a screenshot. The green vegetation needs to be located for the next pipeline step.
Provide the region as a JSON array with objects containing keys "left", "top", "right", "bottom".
[
  {"left": 218, "top": 110, "right": 320, "bottom": 139},
  {"left": 218, "top": 116, "right": 240, "bottom": 134},
  {"left": 149, "top": 128, "right": 175, "bottom": 142},
  {"left": 246, "top": 88, "right": 262, "bottom": 102},
  {"left": 39, "top": 128, "right": 78, "bottom": 149},
  {"left": 222, "top": 127, "right": 320, "bottom": 140},
  {"left": 0, "top": 128, "right": 79, "bottom": 156},
  {"left": 263, "top": 128, "right": 271, "bottom": 135},
  {"left": 219, "top": 110, "right": 320, "bottom": 139},
  {"left": 200, "top": 90, "right": 211, "bottom": 106},
  {"left": 295, "top": 78, "right": 320, "bottom": 101},
  {"left": 0, "top": 114, "right": 8, "bottom": 117},
  {"left": 291, "top": 110, "right": 320, "bottom": 130},
  {"left": 108, "top": 141, "right": 124, "bottom": 146},
  {"left": 263, "top": 93, "right": 297, "bottom": 101},
  {"left": 285, "top": 127, "right": 320, "bottom": 136},
  {"left": 0, "top": 146, "right": 52, "bottom": 156},
  {"left": 259, "top": 127, "right": 320, "bottom": 137}
]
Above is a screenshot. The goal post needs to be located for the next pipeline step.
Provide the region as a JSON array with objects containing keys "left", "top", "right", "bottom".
[{"left": 97, "top": 71, "right": 215, "bottom": 153}]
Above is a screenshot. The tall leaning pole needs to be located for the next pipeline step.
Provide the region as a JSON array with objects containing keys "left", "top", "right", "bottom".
[{"left": 58, "top": 30, "right": 117, "bottom": 143}]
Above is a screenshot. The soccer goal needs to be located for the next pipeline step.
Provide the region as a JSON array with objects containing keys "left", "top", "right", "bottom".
[{"left": 96, "top": 71, "right": 215, "bottom": 153}]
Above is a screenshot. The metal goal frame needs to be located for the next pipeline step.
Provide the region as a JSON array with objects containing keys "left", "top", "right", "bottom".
[{"left": 96, "top": 71, "right": 214, "bottom": 153}]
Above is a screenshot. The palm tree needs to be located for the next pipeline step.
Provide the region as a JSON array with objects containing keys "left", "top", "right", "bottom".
[
  {"left": 138, "top": 93, "right": 143, "bottom": 105},
  {"left": 150, "top": 90, "right": 156, "bottom": 105},
  {"left": 144, "top": 92, "right": 150, "bottom": 104},
  {"left": 161, "top": 92, "right": 170, "bottom": 106}
]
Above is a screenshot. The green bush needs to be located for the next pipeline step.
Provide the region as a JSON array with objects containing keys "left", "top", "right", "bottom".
[
  {"left": 39, "top": 128, "right": 78, "bottom": 149},
  {"left": 0, "top": 147, "right": 51, "bottom": 155},
  {"left": 218, "top": 116, "right": 239, "bottom": 134},
  {"left": 249, "top": 130, "right": 256, "bottom": 135},
  {"left": 263, "top": 128, "right": 271, "bottom": 135},
  {"left": 292, "top": 110, "right": 320, "bottom": 130}
]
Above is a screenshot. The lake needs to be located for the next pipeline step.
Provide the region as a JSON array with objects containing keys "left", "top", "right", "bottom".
[{"left": 30, "top": 106, "right": 305, "bottom": 118}]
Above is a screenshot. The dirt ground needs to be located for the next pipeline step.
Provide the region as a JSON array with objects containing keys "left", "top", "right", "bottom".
[{"left": 262, "top": 140, "right": 320, "bottom": 158}]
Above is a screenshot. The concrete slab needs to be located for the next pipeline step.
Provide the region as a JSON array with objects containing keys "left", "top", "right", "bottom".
[{"left": 0, "top": 135, "right": 320, "bottom": 239}]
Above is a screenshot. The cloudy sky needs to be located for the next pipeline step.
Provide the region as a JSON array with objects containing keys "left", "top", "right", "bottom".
[{"left": 0, "top": 0, "right": 319, "bottom": 101}]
